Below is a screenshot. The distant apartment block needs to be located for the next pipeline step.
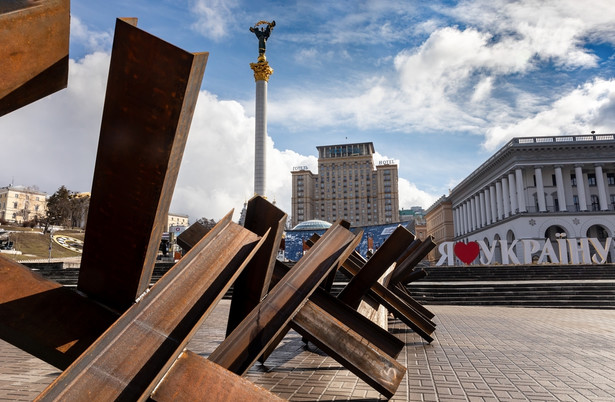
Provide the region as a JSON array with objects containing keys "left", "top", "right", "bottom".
[
  {"left": 291, "top": 142, "right": 399, "bottom": 227},
  {"left": 0, "top": 185, "right": 47, "bottom": 223},
  {"left": 166, "top": 212, "right": 189, "bottom": 232}
]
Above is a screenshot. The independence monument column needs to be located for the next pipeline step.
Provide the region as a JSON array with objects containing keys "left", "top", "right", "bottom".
[{"left": 249, "top": 20, "right": 275, "bottom": 196}]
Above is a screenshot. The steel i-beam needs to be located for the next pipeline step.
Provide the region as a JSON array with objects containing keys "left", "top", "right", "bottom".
[
  {"left": 77, "top": 18, "right": 208, "bottom": 311},
  {"left": 0, "top": 0, "right": 69, "bottom": 116},
  {"left": 36, "top": 213, "right": 265, "bottom": 401}
]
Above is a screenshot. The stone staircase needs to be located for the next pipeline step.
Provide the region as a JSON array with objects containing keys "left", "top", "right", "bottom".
[
  {"left": 25, "top": 261, "right": 615, "bottom": 309},
  {"left": 406, "top": 265, "right": 615, "bottom": 309}
]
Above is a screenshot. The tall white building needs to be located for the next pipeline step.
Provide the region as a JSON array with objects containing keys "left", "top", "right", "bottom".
[{"left": 449, "top": 134, "right": 615, "bottom": 263}]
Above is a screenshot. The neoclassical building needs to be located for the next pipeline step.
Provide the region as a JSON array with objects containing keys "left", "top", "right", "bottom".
[
  {"left": 0, "top": 185, "right": 47, "bottom": 224},
  {"left": 291, "top": 142, "right": 400, "bottom": 228},
  {"left": 449, "top": 134, "right": 615, "bottom": 262}
]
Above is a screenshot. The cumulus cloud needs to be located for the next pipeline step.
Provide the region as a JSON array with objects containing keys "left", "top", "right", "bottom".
[
  {"left": 190, "top": 0, "right": 238, "bottom": 40},
  {"left": 70, "top": 16, "right": 113, "bottom": 53},
  {"left": 484, "top": 78, "right": 615, "bottom": 150},
  {"left": 398, "top": 178, "right": 439, "bottom": 209}
]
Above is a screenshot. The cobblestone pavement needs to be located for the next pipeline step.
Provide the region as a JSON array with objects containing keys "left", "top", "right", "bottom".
[{"left": 1, "top": 301, "right": 614, "bottom": 401}]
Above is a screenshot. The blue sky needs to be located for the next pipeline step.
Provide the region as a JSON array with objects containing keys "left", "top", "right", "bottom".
[{"left": 2, "top": 0, "right": 615, "bottom": 223}]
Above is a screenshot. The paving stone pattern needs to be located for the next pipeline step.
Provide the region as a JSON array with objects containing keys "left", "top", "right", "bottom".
[{"left": 1, "top": 301, "right": 614, "bottom": 401}]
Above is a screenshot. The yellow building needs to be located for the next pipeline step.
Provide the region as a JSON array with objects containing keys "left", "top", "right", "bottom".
[
  {"left": 425, "top": 195, "right": 454, "bottom": 263},
  {"left": 0, "top": 185, "right": 47, "bottom": 224}
]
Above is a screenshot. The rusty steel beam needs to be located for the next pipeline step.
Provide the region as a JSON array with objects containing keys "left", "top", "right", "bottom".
[
  {"left": 337, "top": 225, "right": 414, "bottom": 309},
  {"left": 272, "top": 260, "right": 404, "bottom": 359},
  {"left": 36, "top": 213, "right": 265, "bottom": 401},
  {"left": 150, "top": 350, "right": 283, "bottom": 401},
  {"left": 0, "top": 0, "right": 69, "bottom": 116},
  {"left": 388, "top": 236, "right": 436, "bottom": 286},
  {"left": 338, "top": 248, "right": 435, "bottom": 342},
  {"left": 365, "top": 283, "right": 435, "bottom": 343},
  {"left": 291, "top": 297, "right": 406, "bottom": 399},
  {"left": 389, "top": 282, "right": 435, "bottom": 321},
  {"left": 0, "top": 255, "right": 117, "bottom": 370},
  {"left": 208, "top": 222, "right": 361, "bottom": 375},
  {"left": 176, "top": 221, "right": 209, "bottom": 252},
  {"left": 226, "top": 196, "right": 287, "bottom": 336},
  {"left": 77, "top": 18, "right": 208, "bottom": 311}
]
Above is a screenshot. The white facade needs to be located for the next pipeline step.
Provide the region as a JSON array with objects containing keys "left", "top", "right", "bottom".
[{"left": 450, "top": 134, "right": 615, "bottom": 263}]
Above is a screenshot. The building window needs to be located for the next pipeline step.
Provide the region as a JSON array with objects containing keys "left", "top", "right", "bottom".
[
  {"left": 611, "top": 195, "right": 615, "bottom": 210},
  {"left": 591, "top": 195, "right": 599, "bottom": 211},
  {"left": 551, "top": 174, "right": 556, "bottom": 186},
  {"left": 573, "top": 195, "right": 579, "bottom": 211},
  {"left": 570, "top": 174, "right": 577, "bottom": 186},
  {"left": 588, "top": 173, "right": 597, "bottom": 186},
  {"left": 608, "top": 173, "right": 615, "bottom": 186}
]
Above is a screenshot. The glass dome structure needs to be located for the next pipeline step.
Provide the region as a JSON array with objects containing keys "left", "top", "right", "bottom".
[{"left": 291, "top": 219, "right": 332, "bottom": 231}]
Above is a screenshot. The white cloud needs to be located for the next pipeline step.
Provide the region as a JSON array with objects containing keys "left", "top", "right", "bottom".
[
  {"left": 484, "top": 78, "right": 615, "bottom": 150},
  {"left": 0, "top": 53, "right": 110, "bottom": 193},
  {"left": 190, "top": 0, "right": 238, "bottom": 40},
  {"left": 398, "top": 178, "right": 439, "bottom": 209},
  {"left": 70, "top": 16, "right": 113, "bottom": 53}
]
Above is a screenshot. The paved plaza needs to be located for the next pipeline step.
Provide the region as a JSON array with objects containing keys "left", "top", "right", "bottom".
[{"left": 1, "top": 301, "right": 614, "bottom": 401}]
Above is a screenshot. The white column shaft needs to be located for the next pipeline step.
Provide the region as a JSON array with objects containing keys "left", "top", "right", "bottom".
[
  {"left": 515, "top": 168, "right": 526, "bottom": 212},
  {"left": 495, "top": 181, "right": 503, "bottom": 220},
  {"left": 575, "top": 166, "right": 587, "bottom": 211},
  {"left": 554, "top": 166, "right": 567, "bottom": 211},
  {"left": 254, "top": 80, "right": 267, "bottom": 196},
  {"left": 535, "top": 167, "right": 546, "bottom": 212},
  {"left": 508, "top": 173, "right": 517, "bottom": 214},
  {"left": 595, "top": 165, "right": 609, "bottom": 210},
  {"left": 502, "top": 177, "right": 510, "bottom": 218}
]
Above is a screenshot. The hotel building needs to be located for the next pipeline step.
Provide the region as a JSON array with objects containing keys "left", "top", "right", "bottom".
[{"left": 291, "top": 142, "right": 399, "bottom": 228}]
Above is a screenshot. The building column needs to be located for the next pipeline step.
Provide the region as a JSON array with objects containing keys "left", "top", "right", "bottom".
[
  {"left": 508, "top": 172, "right": 518, "bottom": 214},
  {"left": 470, "top": 197, "right": 478, "bottom": 230},
  {"left": 535, "top": 166, "right": 547, "bottom": 212},
  {"left": 502, "top": 176, "right": 510, "bottom": 218},
  {"left": 479, "top": 191, "right": 486, "bottom": 227},
  {"left": 575, "top": 165, "right": 588, "bottom": 211},
  {"left": 554, "top": 165, "right": 567, "bottom": 212},
  {"left": 515, "top": 168, "right": 527, "bottom": 212},
  {"left": 489, "top": 185, "right": 497, "bottom": 222},
  {"left": 484, "top": 188, "right": 492, "bottom": 224},
  {"left": 462, "top": 203, "right": 468, "bottom": 235},
  {"left": 464, "top": 202, "right": 471, "bottom": 233},
  {"left": 473, "top": 195, "right": 480, "bottom": 229},
  {"left": 595, "top": 164, "right": 609, "bottom": 210},
  {"left": 495, "top": 181, "right": 503, "bottom": 220},
  {"left": 455, "top": 208, "right": 461, "bottom": 236}
]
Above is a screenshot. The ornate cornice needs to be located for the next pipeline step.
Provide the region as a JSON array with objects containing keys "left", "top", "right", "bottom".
[{"left": 250, "top": 60, "right": 273, "bottom": 82}]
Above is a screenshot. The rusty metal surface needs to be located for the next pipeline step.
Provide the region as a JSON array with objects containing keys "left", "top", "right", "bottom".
[
  {"left": 391, "top": 282, "right": 435, "bottom": 320},
  {"left": 337, "top": 225, "right": 414, "bottom": 309},
  {"left": 209, "top": 222, "right": 361, "bottom": 375},
  {"left": 0, "top": 255, "right": 118, "bottom": 369},
  {"left": 0, "top": 0, "right": 69, "bottom": 116},
  {"left": 272, "top": 260, "right": 404, "bottom": 359},
  {"left": 291, "top": 297, "right": 406, "bottom": 399},
  {"left": 389, "top": 236, "right": 436, "bottom": 285},
  {"left": 366, "top": 282, "right": 435, "bottom": 343},
  {"left": 37, "top": 213, "right": 264, "bottom": 401},
  {"left": 151, "top": 350, "right": 284, "bottom": 401},
  {"left": 226, "top": 196, "right": 287, "bottom": 336},
  {"left": 176, "top": 221, "right": 209, "bottom": 252},
  {"left": 77, "top": 18, "right": 209, "bottom": 311}
]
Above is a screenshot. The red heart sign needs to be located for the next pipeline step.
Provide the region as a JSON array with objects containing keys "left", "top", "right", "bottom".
[{"left": 454, "top": 241, "right": 479, "bottom": 264}]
